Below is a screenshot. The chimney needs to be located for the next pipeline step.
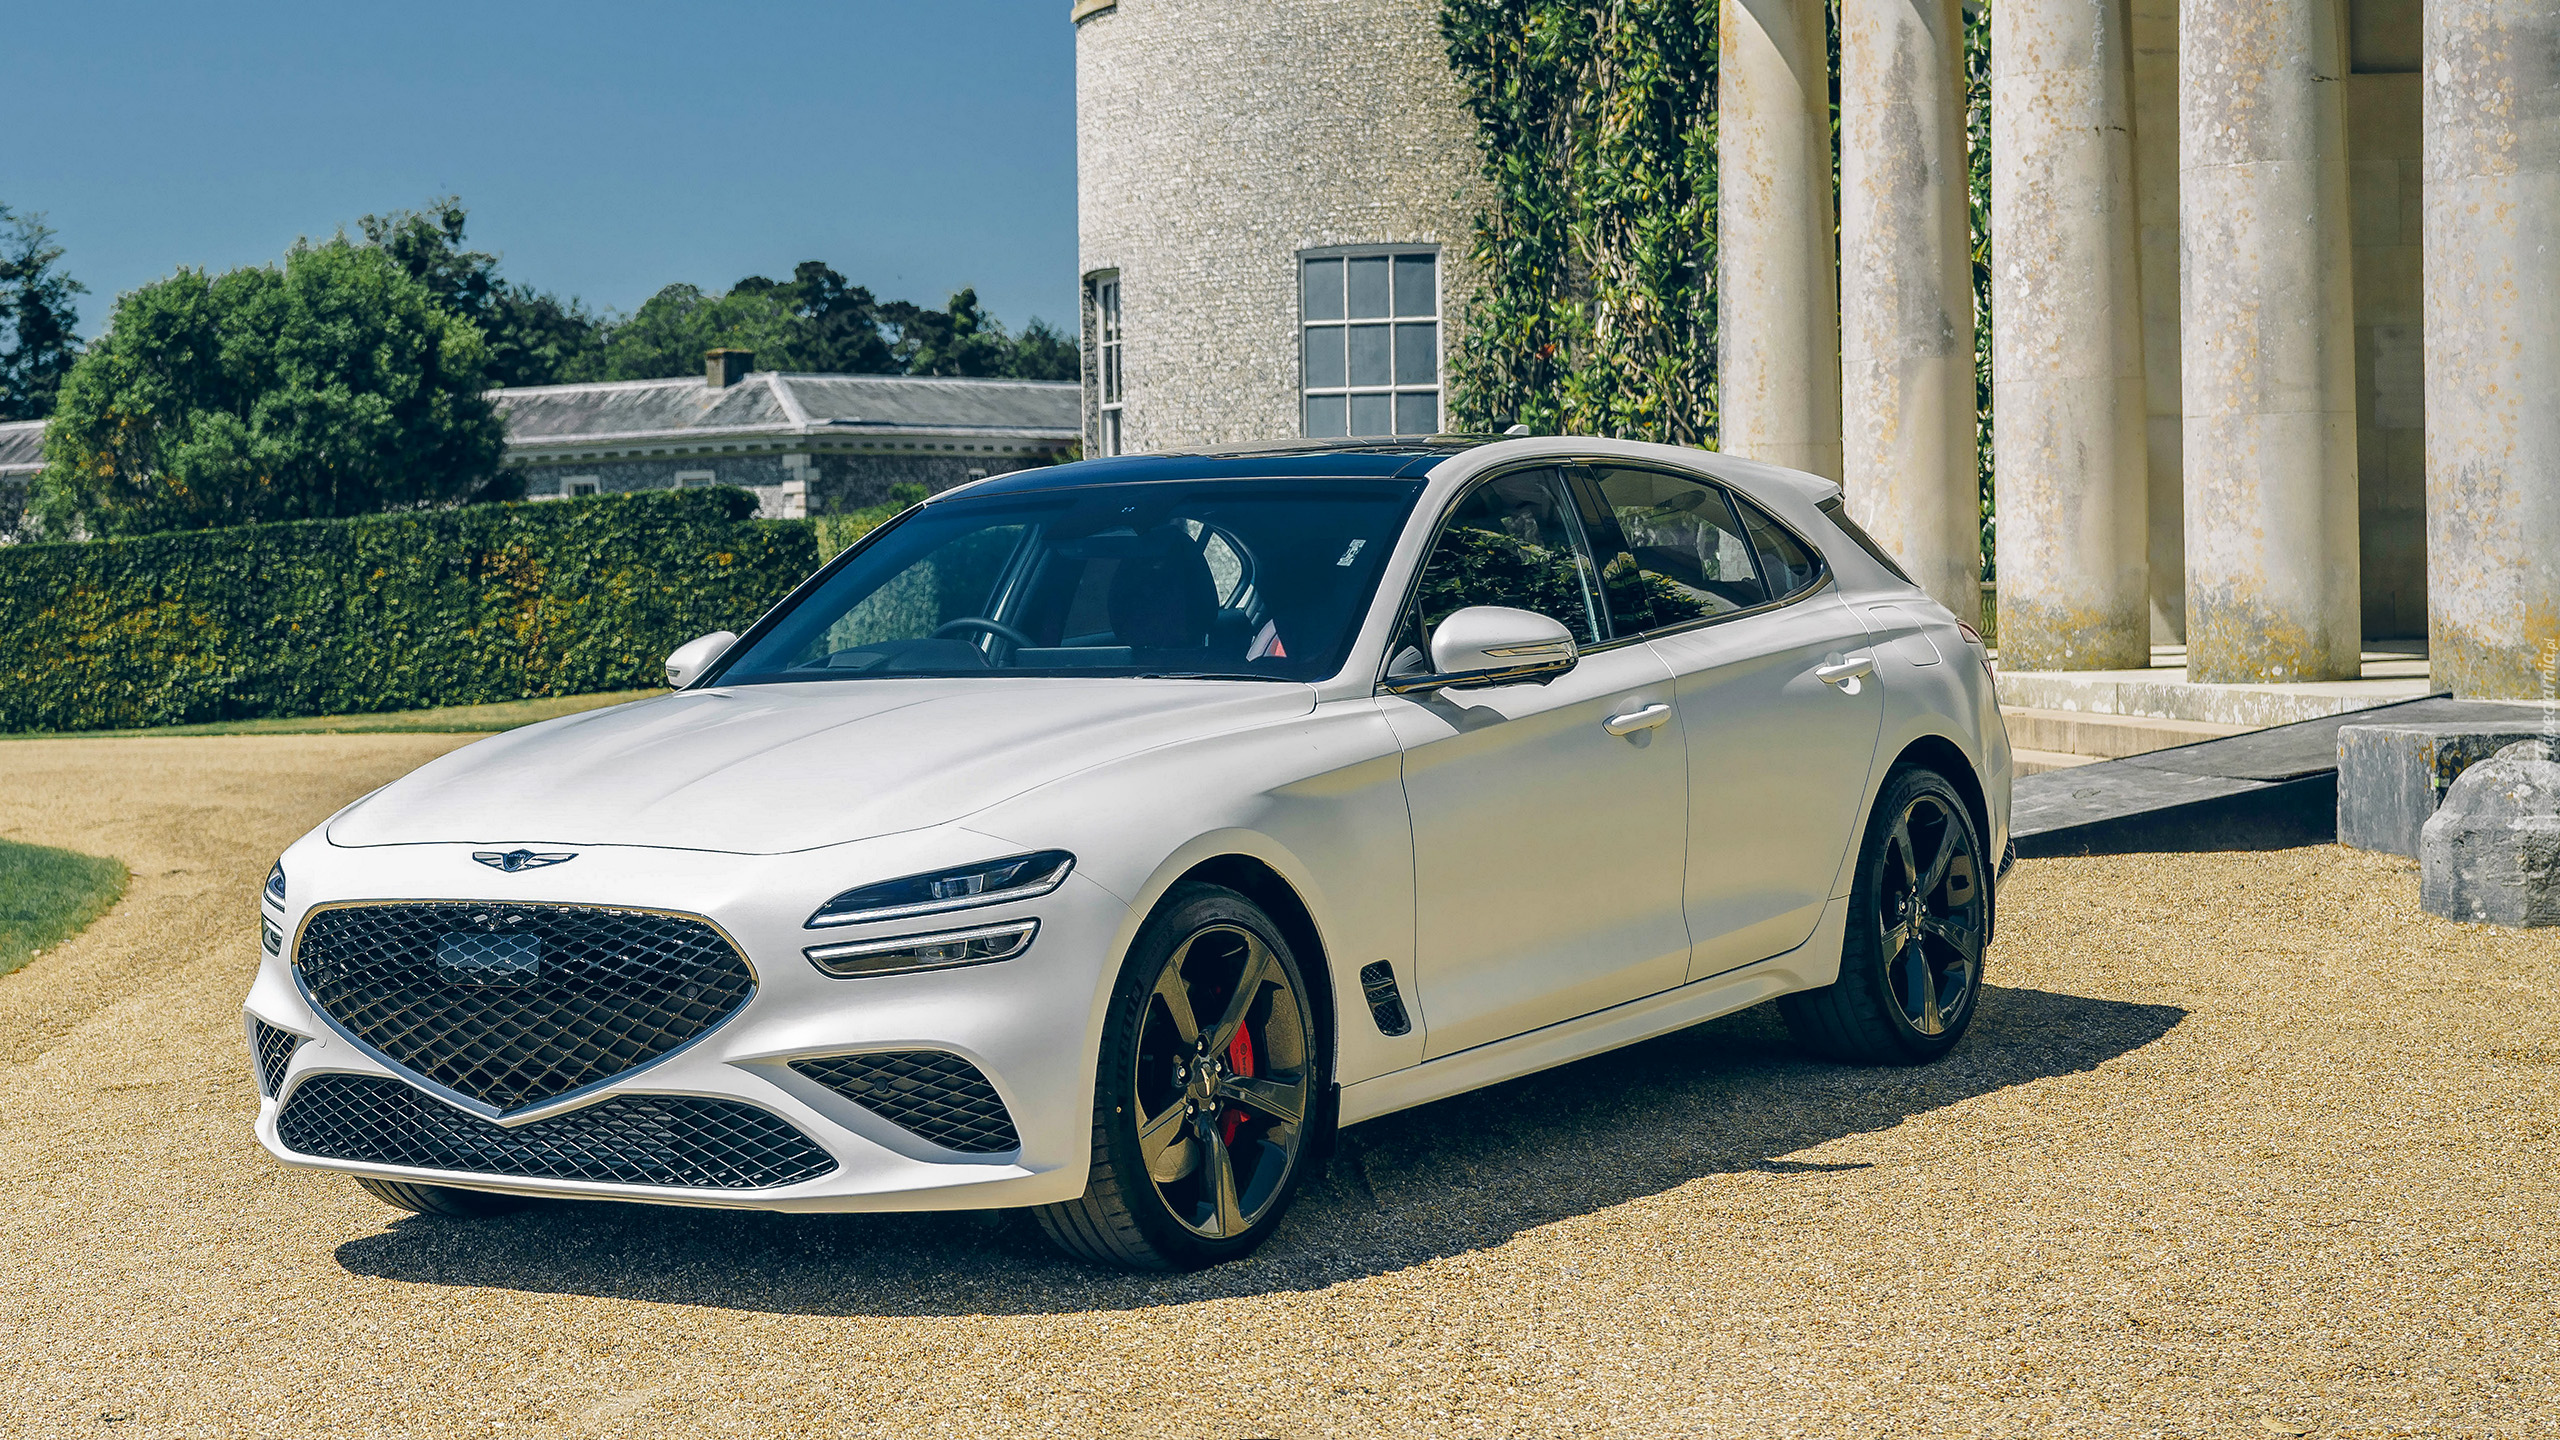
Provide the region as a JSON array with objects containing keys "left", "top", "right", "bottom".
[{"left": 706, "top": 349, "right": 753, "bottom": 388}]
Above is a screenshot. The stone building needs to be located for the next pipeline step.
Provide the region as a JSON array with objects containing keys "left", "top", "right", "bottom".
[
  {"left": 0, "top": 357, "right": 1079, "bottom": 538},
  {"left": 0, "top": 420, "right": 40, "bottom": 539},
  {"left": 1072, "top": 0, "right": 1491, "bottom": 454},
  {"left": 498, "top": 354, "right": 1079, "bottom": 517},
  {"left": 1073, "top": 0, "right": 2558, "bottom": 702}
]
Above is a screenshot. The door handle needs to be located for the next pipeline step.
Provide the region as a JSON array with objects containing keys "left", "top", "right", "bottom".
[
  {"left": 1815, "top": 654, "right": 1875, "bottom": 687},
  {"left": 1603, "top": 702, "right": 1674, "bottom": 736}
]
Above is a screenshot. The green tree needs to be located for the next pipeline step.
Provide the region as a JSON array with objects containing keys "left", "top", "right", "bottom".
[
  {"left": 735, "top": 261, "right": 898, "bottom": 373},
  {"left": 33, "top": 237, "right": 505, "bottom": 538},
  {"left": 358, "top": 197, "right": 604, "bottom": 388},
  {"left": 0, "top": 204, "right": 86, "bottom": 421},
  {"left": 1439, "top": 0, "right": 1721, "bottom": 443},
  {"left": 584, "top": 282, "right": 800, "bottom": 381}
]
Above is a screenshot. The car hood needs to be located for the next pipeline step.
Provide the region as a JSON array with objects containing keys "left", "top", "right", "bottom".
[{"left": 327, "top": 678, "right": 1317, "bottom": 855}]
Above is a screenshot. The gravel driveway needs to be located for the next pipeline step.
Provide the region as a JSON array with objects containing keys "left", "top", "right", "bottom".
[{"left": 1, "top": 735, "right": 2554, "bottom": 1438}]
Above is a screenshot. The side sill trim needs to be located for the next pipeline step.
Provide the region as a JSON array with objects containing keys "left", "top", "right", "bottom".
[{"left": 1335, "top": 894, "right": 1850, "bottom": 1128}]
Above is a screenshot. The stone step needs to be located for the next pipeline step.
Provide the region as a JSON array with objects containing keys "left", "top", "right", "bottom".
[
  {"left": 2001, "top": 706, "right": 2258, "bottom": 759},
  {"left": 2011, "top": 747, "right": 2104, "bottom": 777}
]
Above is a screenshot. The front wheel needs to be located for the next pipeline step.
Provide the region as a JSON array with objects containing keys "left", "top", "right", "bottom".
[
  {"left": 1035, "top": 884, "right": 1324, "bottom": 1270},
  {"left": 1781, "top": 764, "right": 1989, "bottom": 1064}
]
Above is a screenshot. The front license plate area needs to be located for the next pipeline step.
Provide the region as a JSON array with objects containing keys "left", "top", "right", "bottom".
[{"left": 438, "top": 931, "right": 543, "bottom": 984}]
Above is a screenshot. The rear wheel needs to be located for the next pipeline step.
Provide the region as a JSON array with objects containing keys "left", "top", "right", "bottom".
[
  {"left": 354, "top": 1177, "right": 531, "bottom": 1218},
  {"left": 1781, "top": 765, "right": 1988, "bottom": 1064},
  {"left": 1035, "top": 884, "right": 1323, "bottom": 1270}
]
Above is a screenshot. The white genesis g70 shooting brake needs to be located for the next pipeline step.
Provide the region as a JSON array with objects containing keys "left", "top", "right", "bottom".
[{"left": 246, "top": 435, "right": 2013, "bottom": 1270}]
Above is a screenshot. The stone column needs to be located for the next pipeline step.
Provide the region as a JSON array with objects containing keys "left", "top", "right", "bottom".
[
  {"left": 1839, "top": 0, "right": 1981, "bottom": 618},
  {"left": 2424, "top": 0, "right": 2560, "bottom": 700},
  {"left": 1990, "top": 0, "right": 2151, "bottom": 670},
  {"left": 2129, "top": 0, "right": 2184, "bottom": 643},
  {"left": 2178, "top": 0, "right": 2362, "bottom": 682},
  {"left": 1718, "top": 0, "right": 1843, "bottom": 480}
]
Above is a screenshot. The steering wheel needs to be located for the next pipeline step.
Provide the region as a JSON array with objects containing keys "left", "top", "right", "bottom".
[{"left": 932, "top": 616, "right": 1039, "bottom": 650}]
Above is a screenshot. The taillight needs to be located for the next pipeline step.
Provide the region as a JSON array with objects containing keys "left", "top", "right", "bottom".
[{"left": 1956, "top": 621, "right": 1996, "bottom": 679}]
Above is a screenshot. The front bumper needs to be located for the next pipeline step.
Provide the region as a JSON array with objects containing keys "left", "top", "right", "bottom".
[{"left": 245, "top": 827, "right": 1132, "bottom": 1212}]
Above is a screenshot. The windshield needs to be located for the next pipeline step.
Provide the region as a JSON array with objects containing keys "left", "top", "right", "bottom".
[{"left": 713, "top": 477, "right": 1428, "bottom": 685}]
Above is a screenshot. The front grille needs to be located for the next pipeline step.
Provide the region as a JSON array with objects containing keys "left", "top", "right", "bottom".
[
  {"left": 792, "top": 1051, "right": 1021, "bottom": 1154},
  {"left": 276, "top": 1073, "right": 837, "bottom": 1189},
  {"left": 250, "top": 1020, "right": 303, "bottom": 1098},
  {"left": 294, "top": 903, "right": 754, "bottom": 1112}
]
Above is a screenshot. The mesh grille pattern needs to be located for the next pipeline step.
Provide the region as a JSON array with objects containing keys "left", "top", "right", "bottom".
[
  {"left": 276, "top": 1073, "right": 837, "bottom": 1188},
  {"left": 295, "top": 903, "right": 754, "bottom": 1112},
  {"left": 250, "top": 1020, "right": 302, "bottom": 1098},
  {"left": 792, "top": 1052, "right": 1021, "bottom": 1154}
]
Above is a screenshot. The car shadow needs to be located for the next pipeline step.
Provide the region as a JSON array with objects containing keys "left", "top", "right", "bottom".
[{"left": 331, "top": 986, "right": 2183, "bottom": 1316}]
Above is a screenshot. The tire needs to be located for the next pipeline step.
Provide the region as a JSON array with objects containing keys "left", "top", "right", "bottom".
[
  {"left": 354, "top": 1177, "right": 531, "bottom": 1218},
  {"left": 1034, "top": 883, "right": 1326, "bottom": 1270},
  {"left": 1781, "top": 764, "right": 1990, "bottom": 1065}
]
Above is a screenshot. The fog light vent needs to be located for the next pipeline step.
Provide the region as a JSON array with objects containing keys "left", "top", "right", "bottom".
[
  {"left": 791, "top": 1051, "right": 1021, "bottom": 1154},
  {"left": 250, "top": 1019, "right": 303, "bottom": 1098}
]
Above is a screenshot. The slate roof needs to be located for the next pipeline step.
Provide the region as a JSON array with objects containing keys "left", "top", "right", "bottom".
[
  {"left": 0, "top": 420, "right": 45, "bottom": 476},
  {"left": 491, "top": 372, "right": 1080, "bottom": 454}
]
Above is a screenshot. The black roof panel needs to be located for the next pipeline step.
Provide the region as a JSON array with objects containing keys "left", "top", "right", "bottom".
[{"left": 953, "top": 442, "right": 1484, "bottom": 498}]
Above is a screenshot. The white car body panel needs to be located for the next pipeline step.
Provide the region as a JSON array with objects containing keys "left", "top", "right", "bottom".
[{"left": 245, "top": 434, "right": 2013, "bottom": 1216}]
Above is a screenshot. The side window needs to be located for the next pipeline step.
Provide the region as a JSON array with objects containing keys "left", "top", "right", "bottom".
[
  {"left": 1583, "top": 465, "right": 1770, "bottom": 634},
  {"left": 1733, "top": 496, "right": 1825, "bottom": 601},
  {"left": 1395, "top": 469, "right": 1604, "bottom": 668}
]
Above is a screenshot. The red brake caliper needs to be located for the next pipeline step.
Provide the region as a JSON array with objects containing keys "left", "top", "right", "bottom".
[{"left": 1219, "top": 1022, "right": 1255, "bottom": 1144}]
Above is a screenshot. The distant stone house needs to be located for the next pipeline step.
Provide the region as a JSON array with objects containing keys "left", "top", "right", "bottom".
[
  {"left": 0, "top": 420, "right": 41, "bottom": 539},
  {"left": 0, "top": 358, "right": 1081, "bottom": 540},
  {"left": 495, "top": 355, "right": 1082, "bottom": 518}
]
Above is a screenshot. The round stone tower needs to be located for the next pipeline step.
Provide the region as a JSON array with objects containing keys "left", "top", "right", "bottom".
[{"left": 1073, "top": 0, "right": 1490, "bottom": 453}]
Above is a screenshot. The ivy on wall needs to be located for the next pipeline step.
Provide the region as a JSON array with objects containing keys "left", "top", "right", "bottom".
[
  {"left": 1439, "top": 0, "right": 1998, "bottom": 582},
  {"left": 1438, "top": 0, "right": 1721, "bottom": 444}
]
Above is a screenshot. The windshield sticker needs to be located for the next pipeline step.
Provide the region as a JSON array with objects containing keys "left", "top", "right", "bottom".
[
  {"left": 1248, "top": 620, "right": 1288, "bottom": 661},
  {"left": 1335, "top": 538, "right": 1366, "bottom": 567}
]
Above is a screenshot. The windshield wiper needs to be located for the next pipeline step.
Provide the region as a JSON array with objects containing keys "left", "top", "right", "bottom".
[{"left": 1132, "top": 672, "right": 1297, "bottom": 682}]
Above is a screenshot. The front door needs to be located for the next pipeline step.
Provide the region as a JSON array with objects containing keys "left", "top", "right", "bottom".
[
  {"left": 1579, "top": 464, "right": 1886, "bottom": 979},
  {"left": 1379, "top": 468, "right": 1692, "bottom": 1058}
]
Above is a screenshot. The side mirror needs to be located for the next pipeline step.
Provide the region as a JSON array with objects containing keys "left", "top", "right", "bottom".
[
  {"left": 1388, "top": 605, "right": 1579, "bottom": 693},
  {"left": 664, "top": 631, "right": 738, "bottom": 689}
]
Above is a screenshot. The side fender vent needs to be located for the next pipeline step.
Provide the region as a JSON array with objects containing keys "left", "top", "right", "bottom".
[{"left": 1359, "top": 961, "right": 1412, "bottom": 1037}]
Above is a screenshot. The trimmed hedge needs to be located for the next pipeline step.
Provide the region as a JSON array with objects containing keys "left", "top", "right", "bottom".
[{"left": 0, "top": 488, "right": 821, "bottom": 733}]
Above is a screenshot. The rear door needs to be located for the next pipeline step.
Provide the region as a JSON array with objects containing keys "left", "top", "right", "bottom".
[
  {"left": 1577, "top": 464, "right": 1885, "bottom": 980},
  {"left": 1378, "top": 467, "right": 1692, "bottom": 1058}
]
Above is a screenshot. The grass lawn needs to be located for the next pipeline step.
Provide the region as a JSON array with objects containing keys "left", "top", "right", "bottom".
[
  {"left": 0, "top": 838, "right": 129, "bottom": 979},
  {"left": 1, "top": 689, "right": 662, "bottom": 742}
]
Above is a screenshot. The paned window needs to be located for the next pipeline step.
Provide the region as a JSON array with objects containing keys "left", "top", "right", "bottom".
[
  {"left": 1584, "top": 465, "right": 1768, "bottom": 634},
  {"left": 1301, "top": 250, "right": 1439, "bottom": 438},
  {"left": 1089, "top": 274, "right": 1124, "bottom": 456}
]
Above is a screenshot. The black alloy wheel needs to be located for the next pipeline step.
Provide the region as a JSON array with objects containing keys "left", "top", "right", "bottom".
[
  {"left": 1780, "top": 765, "right": 1989, "bottom": 1064},
  {"left": 1036, "top": 884, "right": 1323, "bottom": 1269}
]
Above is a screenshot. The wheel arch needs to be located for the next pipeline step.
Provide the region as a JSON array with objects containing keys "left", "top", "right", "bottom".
[{"left": 1152, "top": 853, "right": 1341, "bottom": 1088}]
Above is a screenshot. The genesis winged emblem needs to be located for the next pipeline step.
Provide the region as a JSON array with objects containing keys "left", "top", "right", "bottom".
[{"left": 471, "top": 849, "right": 576, "bottom": 873}]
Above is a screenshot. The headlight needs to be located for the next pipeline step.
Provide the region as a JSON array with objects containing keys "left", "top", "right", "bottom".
[
  {"left": 804, "top": 919, "right": 1040, "bottom": 978},
  {"left": 264, "top": 861, "right": 286, "bottom": 909},
  {"left": 806, "top": 851, "right": 1074, "bottom": 928}
]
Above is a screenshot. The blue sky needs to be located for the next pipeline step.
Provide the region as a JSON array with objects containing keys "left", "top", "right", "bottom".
[{"left": 5, "top": 0, "right": 1077, "bottom": 335}]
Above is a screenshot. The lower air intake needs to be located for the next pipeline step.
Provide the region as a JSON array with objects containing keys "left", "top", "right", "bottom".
[
  {"left": 250, "top": 1020, "right": 303, "bottom": 1098},
  {"left": 792, "top": 1052, "right": 1021, "bottom": 1154},
  {"left": 276, "top": 1073, "right": 837, "bottom": 1189}
]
